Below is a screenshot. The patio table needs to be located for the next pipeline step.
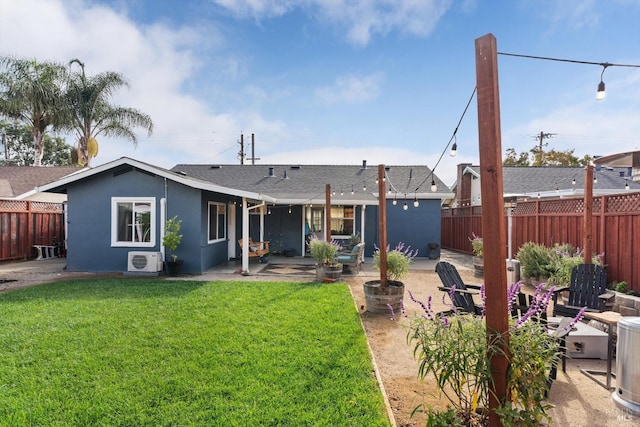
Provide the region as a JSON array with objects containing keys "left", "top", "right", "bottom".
[{"left": 581, "top": 311, "right": 622, "bottom": 390}]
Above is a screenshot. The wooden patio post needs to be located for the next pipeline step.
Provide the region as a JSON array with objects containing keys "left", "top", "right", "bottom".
[
  {"left": 325, "top": 184, "right": 331, "bottom": 242},
  {"left": 378, "top": 164, "right": 388, "bottom": 287},
  {"left": 584, "top": 165, "right": 593, "bottom": 264},
  {"left": 475, "top": 33, "right": 510, "bottom": 426}
]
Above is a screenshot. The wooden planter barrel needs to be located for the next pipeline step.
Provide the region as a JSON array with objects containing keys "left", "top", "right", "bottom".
[
  {"left": 473, "top": 256, "right": 484, "bottom": 278},
  {"left": 316, "top": 264, "right": 342, "bottom": 282},
  {"left": 363, "top": 280, "right": 405, "bottom": 313}
]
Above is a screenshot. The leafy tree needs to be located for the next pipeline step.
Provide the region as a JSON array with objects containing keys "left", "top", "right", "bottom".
[
  {"left": 59, "top": 59, "right": 153, "bottom": 167},
  {"left": 0, "top": 57, "right": 67, "bottom": 166},
  {"left": 503, "top": 148, "right": 530, "bottom": 166},
  {"left": 1, "top": 120, "right": 72, "bottom": 166},
  {"left": 504, "top": 145, "right": 592, "bottom": 167}
]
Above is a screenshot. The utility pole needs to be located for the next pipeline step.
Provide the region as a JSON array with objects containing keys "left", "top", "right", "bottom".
[
  {"left": 246, "top": 133, "right": 260, "bottom": 165},
  {"left": 533, "top": 131, "right": 556, "bottom": 165},
  {"left": 237, "top": 133, "right": 245, "bottom": 165}
]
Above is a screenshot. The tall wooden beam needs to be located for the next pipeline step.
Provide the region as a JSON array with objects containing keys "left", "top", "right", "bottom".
[
  {"left": 378, "top": 164, "right": 388, "bottom": 287},
  {"left": 475, "top": 33, "right": 509, "bottom": 426},
  {"left": 584, "top": 165, "right": 594, "bottom": 264},
  {"left": 325, "top": 184, "right": 332, "bottom": 242}
]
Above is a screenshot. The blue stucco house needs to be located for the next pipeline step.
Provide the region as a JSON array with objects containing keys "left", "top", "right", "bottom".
[{"left": 39, "top": 157, "right": 453, "bottom": 275}]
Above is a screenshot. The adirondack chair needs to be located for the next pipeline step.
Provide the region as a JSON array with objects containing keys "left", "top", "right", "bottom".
[
  {"left": 435, "top": 261, "right": 483, "bottom": 315},
  {"left": 336, "top": 243, "right": 364, "bottom": 273},
  {"left": 552, "top": 264, "right": 613, "bottom": 318}
]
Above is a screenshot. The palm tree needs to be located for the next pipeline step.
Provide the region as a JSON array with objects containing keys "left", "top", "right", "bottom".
[
  {"left": 61, "top": 59, "right": 153, "bottom": 166},
  {"left": 0, "top": 57, "right": 67, "bottom": 166}
]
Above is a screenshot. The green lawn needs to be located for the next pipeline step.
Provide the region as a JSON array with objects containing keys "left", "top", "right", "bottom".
[{"left": 0, "top": 279, "right": 389, "bottom": 426}]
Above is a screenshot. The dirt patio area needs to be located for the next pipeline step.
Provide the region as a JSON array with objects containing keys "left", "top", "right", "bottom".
[{"left": 0, "top": 255, "right": 635, "bottom": 426}]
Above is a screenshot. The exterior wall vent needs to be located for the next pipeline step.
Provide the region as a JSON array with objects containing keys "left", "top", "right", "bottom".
[
  {"left": 290, "top": 165, "right": 301, "bottom": 170},
  {"left": 268, "top": 167, "right": 275, "bottom": 177},
  {"left": 361, "top": 160, "right": 367, "bottom": 169},
  {"left": 210, "top": 165, "right": 222, "bottom": 169}
]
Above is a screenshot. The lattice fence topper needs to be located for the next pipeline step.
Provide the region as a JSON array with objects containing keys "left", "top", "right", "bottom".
[{"left": 0, "top": 200, "right": 63, "bottom": 213}]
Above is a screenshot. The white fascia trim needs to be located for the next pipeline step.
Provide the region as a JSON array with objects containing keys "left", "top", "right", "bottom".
[
  {"left": 37, "top": 156, "right": 265, "bottom": 200},
  {"left": 462, "top": 165, "right": 480, "bottom": 178}
]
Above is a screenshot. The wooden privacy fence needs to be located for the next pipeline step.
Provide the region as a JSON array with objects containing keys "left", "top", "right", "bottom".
[
  {"left": 441, "top": 192, "right": 640, "bottom": 291},
  {"left": 0, "top": 199, "right": 65, "bottom": 261}
]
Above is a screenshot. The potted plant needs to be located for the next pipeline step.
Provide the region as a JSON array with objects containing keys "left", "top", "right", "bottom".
[
  {"left": 363, "top": 242, "right": 417, "bottom": 313},
  {"left": 516, "top": 242, "right": 553, "bottom": 286},
  {"left": 308, "top": 235, "right": 342, "bottom": 282},
  {"left": 469, "top": 233, "right": 483, "bottom": 277},
  {"left": 162, "top": 215, "right": 183, "bottom": 276},
  {"left": 392, "top": 283, "right": 587, "bottom": 426}
]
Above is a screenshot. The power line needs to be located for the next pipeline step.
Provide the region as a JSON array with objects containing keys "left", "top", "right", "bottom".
[
  {"left": 497, "top": 52, "right": 640, "bottom": 69},
  {"left": 412, "top": 86, "right": 477, "bottom": 192}
]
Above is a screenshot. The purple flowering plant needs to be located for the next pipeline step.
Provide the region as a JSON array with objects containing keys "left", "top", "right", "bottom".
[
  {"left": 373, "top": 242, "right": 418, "bottom": 282},
  {"left": 387, "top": 281, "right": 586, "bottom": 426}
]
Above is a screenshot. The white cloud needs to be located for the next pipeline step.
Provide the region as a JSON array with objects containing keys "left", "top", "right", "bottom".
[
  {"left": 315, "top": 73, "right": 384, "bottom": 105},
  {"left": 0, "top": 0, "right": 289, "bottom": 168},
  {"left": 211, "top": 0, "right": 454, "bottom": 46},
  {"left": 211, "top": 0, "right": 294, "bottom": 19}
]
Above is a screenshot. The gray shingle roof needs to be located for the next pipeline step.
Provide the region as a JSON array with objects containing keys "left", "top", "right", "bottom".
[
  {"left": 467, "top": 165, "right": 640, "bottom": 195},
  {"left": 170, "top": 163, "right": 451, "bottom": 202},
  {"left": 0, "top": 166, "right": 82, "bottom": 198}
]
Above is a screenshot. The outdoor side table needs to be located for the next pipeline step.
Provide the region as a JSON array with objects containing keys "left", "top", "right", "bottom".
[{"left": 581, "top": 311, "right": 622, "bottom": 390}]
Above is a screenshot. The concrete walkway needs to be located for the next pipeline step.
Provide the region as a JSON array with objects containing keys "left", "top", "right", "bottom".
[{"left": 197, "top": 249, "right": 474, "bottom": 281}]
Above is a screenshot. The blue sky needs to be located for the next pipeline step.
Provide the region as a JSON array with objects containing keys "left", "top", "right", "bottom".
[{"left": 1, "top": 0, "right": 639, "bottom": 185}]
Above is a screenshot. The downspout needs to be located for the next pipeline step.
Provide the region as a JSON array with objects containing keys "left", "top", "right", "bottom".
[{"left": 160, "top": 177, "right": 167, "bottom": 260}]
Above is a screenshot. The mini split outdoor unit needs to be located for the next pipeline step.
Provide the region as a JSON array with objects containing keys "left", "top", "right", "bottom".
[{"left": 127, "top": 251, "right": 163, "bottom": 273}]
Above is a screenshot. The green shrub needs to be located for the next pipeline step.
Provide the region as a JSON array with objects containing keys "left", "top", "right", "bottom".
[
  {"left": 398, "top": 282, "right": 581, "bottom": 426},
  {"left": 373, "top": 242, "right": 417, "bottom": 281},
  {"left": 612, "top": 281, "right": 630, "bottom": 294},
  {"left": 516, "top": 242, "right": 553, "bottom": 278},
  {"left": 308, "top": 235, "right": 341, "bottom": 265},
  {"left": 162, "top": 216, "right": 182, "bottom": 261},
  {"left": 469, "top": 233, "right": 483, "bottom": 257}
]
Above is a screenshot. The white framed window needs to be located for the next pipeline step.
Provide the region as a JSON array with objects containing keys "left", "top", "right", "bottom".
[
  {"left": 111, "top": 197, "right": 156, "bottom": 247},
  {"left": 330, "top": 205, "right": 355, "bottom": 236},
  {"left": 208, "top": 202, "right": 226, "bottom": 243}
]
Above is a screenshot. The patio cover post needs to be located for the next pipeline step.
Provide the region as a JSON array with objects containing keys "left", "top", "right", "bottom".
[
  {"left": 584, "top": 165, "right": 594, "bottom": 264},
  {"left": 242, "top": 197, "right": 249, "bottom": 273},
  {"left": 325, "top": 184, "right": 331, "bottom": 241},
  {"left": 475, "top": 33, "right": 509, "bottom": 426}
]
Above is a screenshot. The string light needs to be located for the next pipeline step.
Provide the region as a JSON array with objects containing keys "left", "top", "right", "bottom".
[
  {"left": 413, "top": 194, "right": 419, "bottom": 208},
  {"left": 625, "top": 180, "right": 630, "bottom": 191},
  {"left": 431, "top": 179, "right": 437, "bottom": 192},
  {"left": 498, "top": 52, "right": 640, "bottom": 100}
]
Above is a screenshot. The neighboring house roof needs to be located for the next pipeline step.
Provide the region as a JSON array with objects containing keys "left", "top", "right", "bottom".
[
  {"left": 171, "top": 162, "right": 454, "bottom": 204},
  {"left": 37, "top": 157, "right": 454, "bottom": 205},
  {"left": 463, "top": 165, "right": 640, "bottom": 198},
  {"left": 0, "top": 166, "right": 83, "bottom": 199}
]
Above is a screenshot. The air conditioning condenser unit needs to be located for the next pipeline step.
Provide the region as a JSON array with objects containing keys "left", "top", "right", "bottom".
[{"left": 127, "top": 251, "right": 163, "bottom": 273}]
